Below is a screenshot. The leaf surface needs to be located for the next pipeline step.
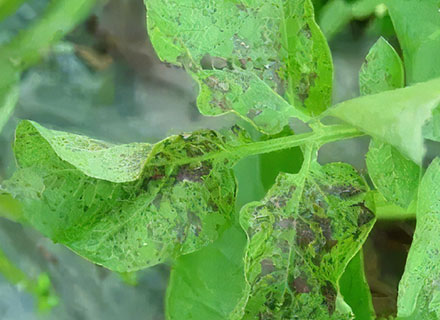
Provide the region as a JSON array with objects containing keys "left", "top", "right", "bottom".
[
  {"left": 359, "top": 37, "right": 404, "bottom": 96},
  {"left": 339, "top": 250, "right": 375, "bottom": 320},
  {"left": 235, "top": 160, "right": 375, "bottom": 319},
  {"left": 359, "top": 37, "right": 420, "bottom": 209},
  {"left": 146, "top": 0, "right": 333, "bottom": 133},
  {"left": 397, "top": 158, "right": 440, "bottom": 319},
  {"left": 387, "top": 0, "right": 440, "bottom": 84},
  {"left": 2, "top": 121, "right": 237, "bottom": 272},
  {"left": 328, "top": 78, "right": 440, "bottom": 165},
  {"left": 166, "top": 225, "right": 247, "bottom": 320}
]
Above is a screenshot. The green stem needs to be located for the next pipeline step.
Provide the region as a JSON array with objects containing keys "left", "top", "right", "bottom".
[
  {"left": 0, "top": 0, "right": 27, "bottom": 21},
  {"left": 231, "top": 124, "right": 363, "bottom": 158}
]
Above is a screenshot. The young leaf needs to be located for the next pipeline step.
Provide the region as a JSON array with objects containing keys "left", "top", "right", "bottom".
[
  {"left": 359, "top": 37, "right": 420, "bottom": 209},
  {"left": 2, "top": 120, "right": 237, "bottom": 272},
  {"left": 145, "top": 0, "right": 333, "bottom": 133},
  {"left": 387, "top": 0, "right": 440, "bottom": 84},
  {"left": 359, "top": 37, "right": 404, "bottom": 96},
  {"left": 166, "top": 225, "right": 247, "bottom": 320},
  {"left": 397, "top": 158, "right": 440, "bottom": 319},
  {"left": 234, "top": 160, "right": 375, "bottom": 319},
  {"left": 339, "top": 250, "right": 375, "bottom": 320},
  {"left": 327, "top": 77, "right": 440, "bottom": 165}
]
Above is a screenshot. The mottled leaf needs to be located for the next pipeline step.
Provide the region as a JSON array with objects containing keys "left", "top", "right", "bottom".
[
  {"left": 339, "top": 250, "right": 375, "bottom": 320},
  {"left": 327, "top": 77, "right": 440, "bottom": 165},
  {"left": 234, "top": 161, "right": 375, "bottom": 319},
  {"left": 359, "top": 37, "right": 420, "bottom": 209},
  {"left": 166, "top": 225, "right": 247, "bottom": 320},
  {"left": 146, "top": 0, "right": 333, "bottom": 133},
  {"left": 366, "top": 139, "right": 420, "bottom": 209},
  {"left": 397, "top": 158, "right": 440, "bottom": 319},
  {"left": 2, "top": 121, "right": 237, "bottom": 272},
  {"left": 387, "top": 0, "right": 440, "bottom": 84},
  {"left": 359, "top": 37, "right": 404, "bottom": 96}
]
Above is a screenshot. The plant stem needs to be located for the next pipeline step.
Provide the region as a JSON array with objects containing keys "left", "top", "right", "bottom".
[{"left": 231, "top": 124, "right": 364, "bottom": 158}]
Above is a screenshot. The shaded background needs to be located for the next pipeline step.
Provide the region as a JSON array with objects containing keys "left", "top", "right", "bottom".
[{"left": 0, "top": 0, "right": 423, "bottom": 318}]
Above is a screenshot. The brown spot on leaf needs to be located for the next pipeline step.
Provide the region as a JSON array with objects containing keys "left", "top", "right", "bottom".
[
  {"left": 246, "top": 109, "right": 262, "bottom": 119},
  {"left": 354, "top": 202, "right": 375, "bottom": 227},
  {"left": 289, "top": 275, "right": 311, "bottom": 293},
  {"left": 325, "top": 184, "right": 362, "bottom": 199},
  {"left": 321, "top": 281, "right": 337, "bottom": 315},
  {"left": 296, "top": 220, "right": 315, "bottom": 248},
  {"left": 260, "top": 259, "right": 275, "bottom": 276},
  {"left": 176, "top": 162, "right": 211, "bottom": 182}
]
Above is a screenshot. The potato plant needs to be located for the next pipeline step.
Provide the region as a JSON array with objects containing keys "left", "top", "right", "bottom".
[{"left": 1, "top": 0, "right": 440, "bottom": 319}]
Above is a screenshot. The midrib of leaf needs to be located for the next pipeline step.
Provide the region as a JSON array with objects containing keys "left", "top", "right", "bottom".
[
  {"left": 278, "top": 144, "right": 316, "bottom": 302},
  {"left": 151, "top": 124, "right": 362, "bottom": 168}
]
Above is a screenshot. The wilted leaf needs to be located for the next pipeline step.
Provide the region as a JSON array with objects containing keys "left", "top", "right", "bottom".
[
  {"left": 2, "top": 121, "right": 237, "bottom": 272},
  {"left": 146, "top": 0, "right": 333, "bottom": 133},
  {"left": 234, "top": 161, "right": 375, "bottom": 319}
]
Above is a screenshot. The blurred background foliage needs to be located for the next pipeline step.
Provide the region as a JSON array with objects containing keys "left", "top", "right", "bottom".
[{"left": 0, "top": 0, "right": 419, "bottom": 318}]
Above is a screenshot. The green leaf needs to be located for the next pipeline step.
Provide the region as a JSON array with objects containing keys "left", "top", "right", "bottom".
[
  {"left": 397, "top": 158, "right": 440, "bottom": 319},
  {"left": 358, "top": 37, "right": 420, "bottom": 209},
  {"left": 359, "top": 37, "right": 404, "bottom": 96},
  {"left": 327, "top": 77, "right": 440, "bottom": 165},
  {"left": 2, "top": 120, "right": 237, "bottom": 272},
  {"left": 339, "top": 250, "right": 375, "bottom": 320},
  {"left": 423, "top": 105, "right": 440, "bottom": 142},
  {"left": 166, "top": 225, "right": 247, "bottom": 320},
  {"left": 146, "top": 0, "right": 333, "bottom": 133},
  {"left": 234, "top": 160, "right": 375, "bottom": 319},
  {"left": 387, "top": 0, "right": 440, "bottom": 84},
  {"left": 366, "top": 139, "right": 420, "bottom": 209}
]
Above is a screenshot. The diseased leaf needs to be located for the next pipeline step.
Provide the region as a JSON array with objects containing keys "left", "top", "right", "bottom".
[
  {"left": 327, "top": 77, "right": 440, "bottom": 165},
  {"left": 359, "top": 37, "right": 404, "bottom": 96},
  {"left": 397, "top": 158, "right": 440, "bottom": 319},
  {"left": 166, "top": 225, "right": 247, "bottom": 320},
  {"left": 386, "top": 0, "right": 440, "bottom": 84},
  {"left": 146, "top": 0, "right": 333, "bottom": 133},
  {"left": 366, "top": 139, "right": 420, "bottom": 209},
  {"left": 339, "top": 250, "right": 375, "bottom": 320},
  {"left": 234, "top": 160, "right": 375, "bottom": 319},
  {"left": 2, "top": 120, "right": 237, "bottom": 272}
]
